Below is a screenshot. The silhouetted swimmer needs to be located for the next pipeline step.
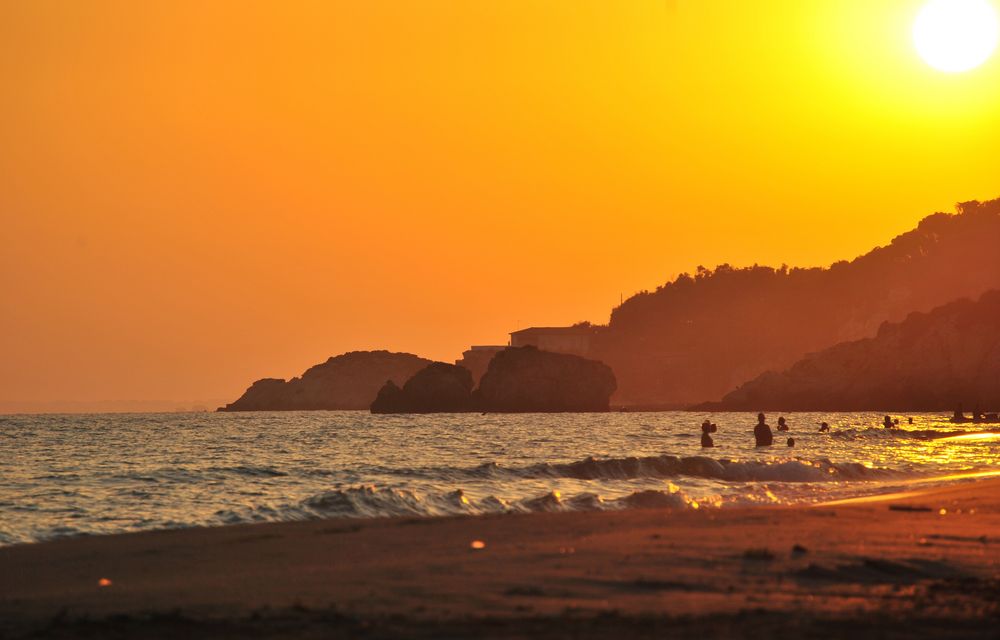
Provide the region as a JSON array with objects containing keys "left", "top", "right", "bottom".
[
  {"left": 883, "top": 415, "right": 894, "bottom": 429},
  {"left": 700, "top": 420, "right": 717, "bottom": 447},
  {"left": 786, "top": 437, "right": 795, "bottom": 447},
  {"left": 908, "top": 417, "right": 913, "bottom": 425},
  {"left": 818, "top": 422, "right": 830, "bottom": 433},
  {"left": 754, "top": 413, "right": 773, "bottom": 447},
  {"left": 777, "top": 416, "right": 789, "bottom": 432}
]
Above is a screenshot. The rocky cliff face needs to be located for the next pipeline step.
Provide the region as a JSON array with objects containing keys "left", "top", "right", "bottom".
[
  {"left": 370, "top": 347, "right": 617, "bottom": 413},
  {"left": 475, "top": 346, "right": 617, "bottom": 412},
  {"left": 218, "top": 351, "right": 433, "bottom": 411},
  {"left": 702, "top": 291, "right": 1000, "bottom": 411},
  {"left": 370, "top": 363, "right": 475, "bottom": 413}
]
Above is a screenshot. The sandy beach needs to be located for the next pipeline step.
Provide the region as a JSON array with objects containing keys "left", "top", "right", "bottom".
[{"left": 1, "top": 475, "right": 998, "bottom": 638}]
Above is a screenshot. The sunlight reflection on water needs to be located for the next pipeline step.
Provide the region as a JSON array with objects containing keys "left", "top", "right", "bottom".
[{"left": 0, "top": 411, "right": 997, "bottom": 544}]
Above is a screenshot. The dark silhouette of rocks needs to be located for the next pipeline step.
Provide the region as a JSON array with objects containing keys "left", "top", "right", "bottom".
[
  {"left": 593, "top": 199, "right": 1000, "bottom": 407},
  {"left": 700, "top": 290, "right": 1000, "bottom": 411},
  {"left": 474, "top": 346, "right": 617, "bottom": 412},
  {"left": 369, "top": 380, "right": 405, "bottom": 413},
  {"left": 218, "top": 351, "right": 433, "bottom": 411},
  {"left": 370, "top": 363, "right": 475, "bottom": 413},
  {"left": 455, "top": 346, "right": 506, "bottom": 385},
  {"left": 370, "top": 347, "right": 617, "bottom": 413}
]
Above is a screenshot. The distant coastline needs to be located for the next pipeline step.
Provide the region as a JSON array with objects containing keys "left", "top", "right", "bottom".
[{"left": 217, "top": 199, "right": 1000, "bottom": 416}]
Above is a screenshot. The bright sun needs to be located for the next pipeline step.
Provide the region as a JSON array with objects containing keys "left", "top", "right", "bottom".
[{"left": 913, "top": 0, "right": 999, "bottom": 72}]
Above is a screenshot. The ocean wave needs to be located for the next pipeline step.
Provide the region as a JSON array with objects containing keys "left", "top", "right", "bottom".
[
  {"left": 830, "top": 427, "right": 1000, "bottom": 443},
  {"left": 293, "top": 450, "right": 930, "bottom": 485},
  {"left": 341, "top": 453, "right": 905, "bottom": 484},
  {"left": 106, "top": 465, "right": 289, "bottom": 484},
  {"left": 209, "top": 465, "right": 289, "bottom": 478},
  {"left": 32, "top": 525, "right": 87, "bottom": 542},
  {"left": 468, "top": 454, "right": 901, "bottom": 483},
  {"left": 304, "top": 486, "right": 434, "bottom": 517},
  {"left": 293, "top": 485, "right": 701, "bottom": 520},
  {"left": 76, "top": 454, "right": 909, "bottom": 489},
  {"left": 0, "top": 483, "right": 755, "bottom": 544},
  {"left": 620, "top": 489, "right": 689, "bottom": 509}
]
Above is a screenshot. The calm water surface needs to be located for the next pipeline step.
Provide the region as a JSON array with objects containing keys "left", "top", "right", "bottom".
[{"left": 1, "top": 411, "right": 998, "bottom": 545}]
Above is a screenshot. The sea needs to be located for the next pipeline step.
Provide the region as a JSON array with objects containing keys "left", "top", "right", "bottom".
[{"left": 1, "top": 411, "right": 998, "bottom": 546}]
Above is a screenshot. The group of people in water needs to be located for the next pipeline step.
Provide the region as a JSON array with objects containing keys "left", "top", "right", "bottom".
[
  {"left": 750, "top": 413, "right": 793, "bottom": 448},
  {"left": 699, "top": 412, "right": 914, "bottom": 448},
  {"left": 881, "top": 415, "right": 911, "bottom": 429},
  {"left": 951, "top": 405, "right": 1000, "bottom": 424}
]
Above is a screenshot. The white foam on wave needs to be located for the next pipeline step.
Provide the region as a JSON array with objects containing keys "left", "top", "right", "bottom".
[
  {"left": 501, "top": 454, "right": 904, "bottom": 483},
  {"left": 290, "top": 483, "right": 710, "bottom": 521}
]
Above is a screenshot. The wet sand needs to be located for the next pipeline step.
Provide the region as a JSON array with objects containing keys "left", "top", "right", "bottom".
[{"left": 2, "top": 478, "right": 998, "bottom": 639}]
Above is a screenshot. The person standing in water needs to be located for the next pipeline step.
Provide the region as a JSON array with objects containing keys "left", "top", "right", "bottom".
[
  {"left": 883, "top": 415, "right": 894, "bottom": 429},
  {"left": 777, "top": 416, "right": 789, "bottom": 432},
  {"left": 700, "top": 420, "right": 717, "bottom": 447},
  {"left": 754, "top": 413, "right": 773, "bottom": 447},
  {"left": 701, "top": 424, "right": 714, "bottom": 448}
]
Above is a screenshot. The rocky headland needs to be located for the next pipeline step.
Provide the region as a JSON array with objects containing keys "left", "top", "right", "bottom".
[
  {"left": 474, "top": 346, "right": 617, "bottom": 412},
  {"left": 699, "top": 290, "right": 1000, "bottom": 411},
  {"left": 596, "top": 198, "right": 1000, "bottom": 407},
  {"left": 370, "top": 346, "right": 617, "bottom": 413},
  {"left": 370, "top": 363, "right": 475, "bottom": 414},
  {"left": 218, "top": 351, "right": 433, "bottom": 411}
]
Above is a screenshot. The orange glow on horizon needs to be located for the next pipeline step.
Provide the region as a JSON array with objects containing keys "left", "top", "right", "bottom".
[{"left": 1, "top": 1, "right": 999, "bottom": 410}]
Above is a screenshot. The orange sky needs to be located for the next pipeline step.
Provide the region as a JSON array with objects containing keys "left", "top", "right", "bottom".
[{"left": 2, "top": 1, "right": 999, "bottom": 411}]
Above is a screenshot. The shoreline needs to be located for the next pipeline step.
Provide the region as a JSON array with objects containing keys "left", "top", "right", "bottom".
[
  {"left": 5, "top": 468, "right": 998, "bottom": 550},
  {"left": 2, "top": 476, "right": 999, "bottom": 638},
  {"left": 1, "top": 407, "right": 977, "bottom": 415}
]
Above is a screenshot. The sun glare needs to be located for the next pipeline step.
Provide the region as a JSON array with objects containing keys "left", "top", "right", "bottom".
[{"left": 913, "top": 0, "right": 1000, "bottom": 72}]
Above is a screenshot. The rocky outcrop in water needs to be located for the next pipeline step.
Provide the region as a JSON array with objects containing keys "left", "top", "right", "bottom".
[
  {"left": 475, "top": 346, "right": 617, "bottom": 412},
  {"left": 370, "top": 363, "right": 475, "bottom": 413},
  {"left": 370, "top": 347, "right": 617, "bottom": 413},
  {"left": 699, "top": 290, "right": 1000, "bottom": 411},
  {"left": 218, "top": 351, "right": 433, "bottom": 411}
]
